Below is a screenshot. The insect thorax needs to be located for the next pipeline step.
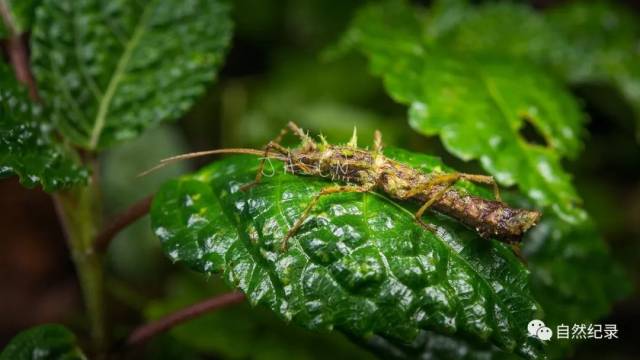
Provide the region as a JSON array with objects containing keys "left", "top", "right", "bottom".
[{"left": 285, "top": 147, "right": 376, "bottom": 184}]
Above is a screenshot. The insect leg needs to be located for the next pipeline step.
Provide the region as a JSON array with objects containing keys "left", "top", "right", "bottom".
[
  {"left": 404, "top": 173, "right": 461, "bottom": 199},
  {"left": 405, "top": 173, "right": 501, "bottom": 202},
  {"left": 241, "top": 127, "right": 290, "bottom": 191},
  {"left": 457, "top": 173, "right": 501, "bottom": 201},
  {"left": 281, "top": 184, "right": 372, "bottom": 251},
  {"left": 510, "top": 243, "right": 527, "bottom": 264},
  {"left": 288, "top": 121, "right": 317, "bottom": 149},
  {"left": 414, "top": 183, "right": 454, "bottom": 232}
]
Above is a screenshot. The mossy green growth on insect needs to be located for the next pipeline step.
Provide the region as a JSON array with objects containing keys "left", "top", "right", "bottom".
[{"left": 152, "top": 122, "right": 540, "bottom": 253}]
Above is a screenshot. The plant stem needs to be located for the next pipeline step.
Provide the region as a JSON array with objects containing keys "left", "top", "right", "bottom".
[
  {"left": 0, "top": 0, "right": 39, "bottom": 100},
  {"left": 126, "top": 292, "right": 245, "bottom": 346},
  {"left": 1, "top": 4, "right": 108, "bottom": 353},
  {"left": 94, "top": 194, "right": 153, "bottom": 253},
  {"left": 53, "top": 167, "right": 107, "bottom": 353}
]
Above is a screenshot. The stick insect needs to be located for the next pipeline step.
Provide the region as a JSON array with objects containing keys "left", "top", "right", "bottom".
[{"left": 146, "top": 122, "right": 541, "bottom": 254}]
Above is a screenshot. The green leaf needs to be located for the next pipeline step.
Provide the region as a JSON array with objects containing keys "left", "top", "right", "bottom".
[
  {"left": 146, "top": 273, "right": 376, "bottom": 360},
  {"left": 431, "top": 2, "right": 561, "bottom": 63},
  {"left": 0, "top": 0, "right": 40, "bottom": 37},
  {"left": 358, "top": 208, "right": 631, "bottom": 360},
  {"left": 151, "top": 148, "right": 545, "bottom": 359},
  {"left": 0, "top": 324, "right": 86, "bottom": 360},
  {"left": 30, "top": 0, "right": 233, "bottom": 150},
  {"left": 339, "top": 1, "right": 585, "bottom": 221},
  {"left": 429, "top": 1, "right": 640, "bottom": 141},
  {"left": 0, "top": 63, "right": 88, "bottom": 191},
  {"left": 337, "top": 3, "right": 631, "bottom": 358},
  {"left": 361, "top": 331, "right": 514, "bottom": 360}
]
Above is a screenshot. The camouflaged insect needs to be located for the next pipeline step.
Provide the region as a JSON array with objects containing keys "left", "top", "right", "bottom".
[{"left": 152, "top": 122, "right": 541, "bottom": 251}]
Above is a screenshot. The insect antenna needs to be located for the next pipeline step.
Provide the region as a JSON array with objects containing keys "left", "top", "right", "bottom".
[{"left": 138, "top": 148, "right": 288, "bottom": 177}]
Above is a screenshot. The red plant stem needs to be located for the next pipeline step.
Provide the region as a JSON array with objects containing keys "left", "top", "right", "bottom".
[
  {"left": 0, "top": 1, "right": 39, "bottom": 100},
  {"left": 94, "top": 195, "right": 154, "bottom": 253},
  {"left": 126, "top": 292, "right": 245, "bottom": 346}
]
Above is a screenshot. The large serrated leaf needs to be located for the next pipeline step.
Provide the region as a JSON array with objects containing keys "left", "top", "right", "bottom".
[
  {"left": 30, "top": 0, "right": 233, "bottom": 150},
  {"left": 430, "top": 1, "right": 640, "bottom": 141},
  {"left": 431, "top": 2, "right": 560, "bottom": 64},
  {"left": 151, "top": 148, "right": 545, "bottom": 359},
  {"left": 0, "top": 63, "right": 88, "bottom": 191},
  {"left": 0, "top": 324, "right": 86, "bottom": 360},
  {"left": 339, "top": 1, "right": 584, "bottom": 222}
]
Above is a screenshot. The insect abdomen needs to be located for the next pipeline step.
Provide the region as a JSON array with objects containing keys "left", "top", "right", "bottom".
[{"left": 423, "top": 189, "right": 541, "bottom": 243}]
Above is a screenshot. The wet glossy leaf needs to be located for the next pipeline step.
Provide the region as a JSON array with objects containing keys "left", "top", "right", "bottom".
[
  {"left": 0, "top": 0, "right": 40, "bottom": 37},
  {"left": 0, "top": 324, "right": 86, "bottom": 360},
  {"left": 361, "top": 331, "right": 514, "bottom": 360},
  {"left": 0, "top": 63, "right": 88, "bottom": 191},
  {"left": 355, "top": 208, "right": 631, "bottom": 360},
  {"left": 151, "top": 148, "right": 544, "bottom": 359},
  {"left": 339, "top": 1, "right": 585, "bottom": 222},
  {"left": 146, "top": 273, "right": 375, "bottom": 360},
  {"left": 30, "top": 0, "right": 233, "bottom": 150}
]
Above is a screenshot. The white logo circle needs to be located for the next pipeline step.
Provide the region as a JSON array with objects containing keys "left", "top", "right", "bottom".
[
  {"left": 536, "top": 326, "right": 553, "bottom": 341},
  {"left": 527, "top": 319, "right": 545, "bottom": 337}
]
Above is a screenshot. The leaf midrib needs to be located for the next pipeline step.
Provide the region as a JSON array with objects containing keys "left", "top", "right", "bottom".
[
  {"left": 210, "top": 172, "right": 287, "bottom": 304},
  {"left": 88, "top": 1, "right": 155, "bottom": 149}
]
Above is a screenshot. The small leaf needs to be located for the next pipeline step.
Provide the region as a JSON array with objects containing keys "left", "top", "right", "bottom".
[
  {"left": 340, "top": 1, "right": 585, "bottom": 221},
  {"left": 0, "top": 63, "right": 88, "bottom": 191},
  {"left": 151, "top": 149, "right": 544, "bottom": 359},
  {"left": 0, "top": 324, "right": 86, "bottom": 360},
  {"left": 30, "top": 0, "right": 233, "bottom": 150}
]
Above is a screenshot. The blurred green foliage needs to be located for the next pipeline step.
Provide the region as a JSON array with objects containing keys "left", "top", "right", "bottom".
[
  {"left": 1, "top": 0, "right": 638, "bottom": 359},
  {"left": 0, "top": 0, "right": 39, "bottom": 36},
  {"left": 102, "top": 125, "right": 189, "bottom": 285}
]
